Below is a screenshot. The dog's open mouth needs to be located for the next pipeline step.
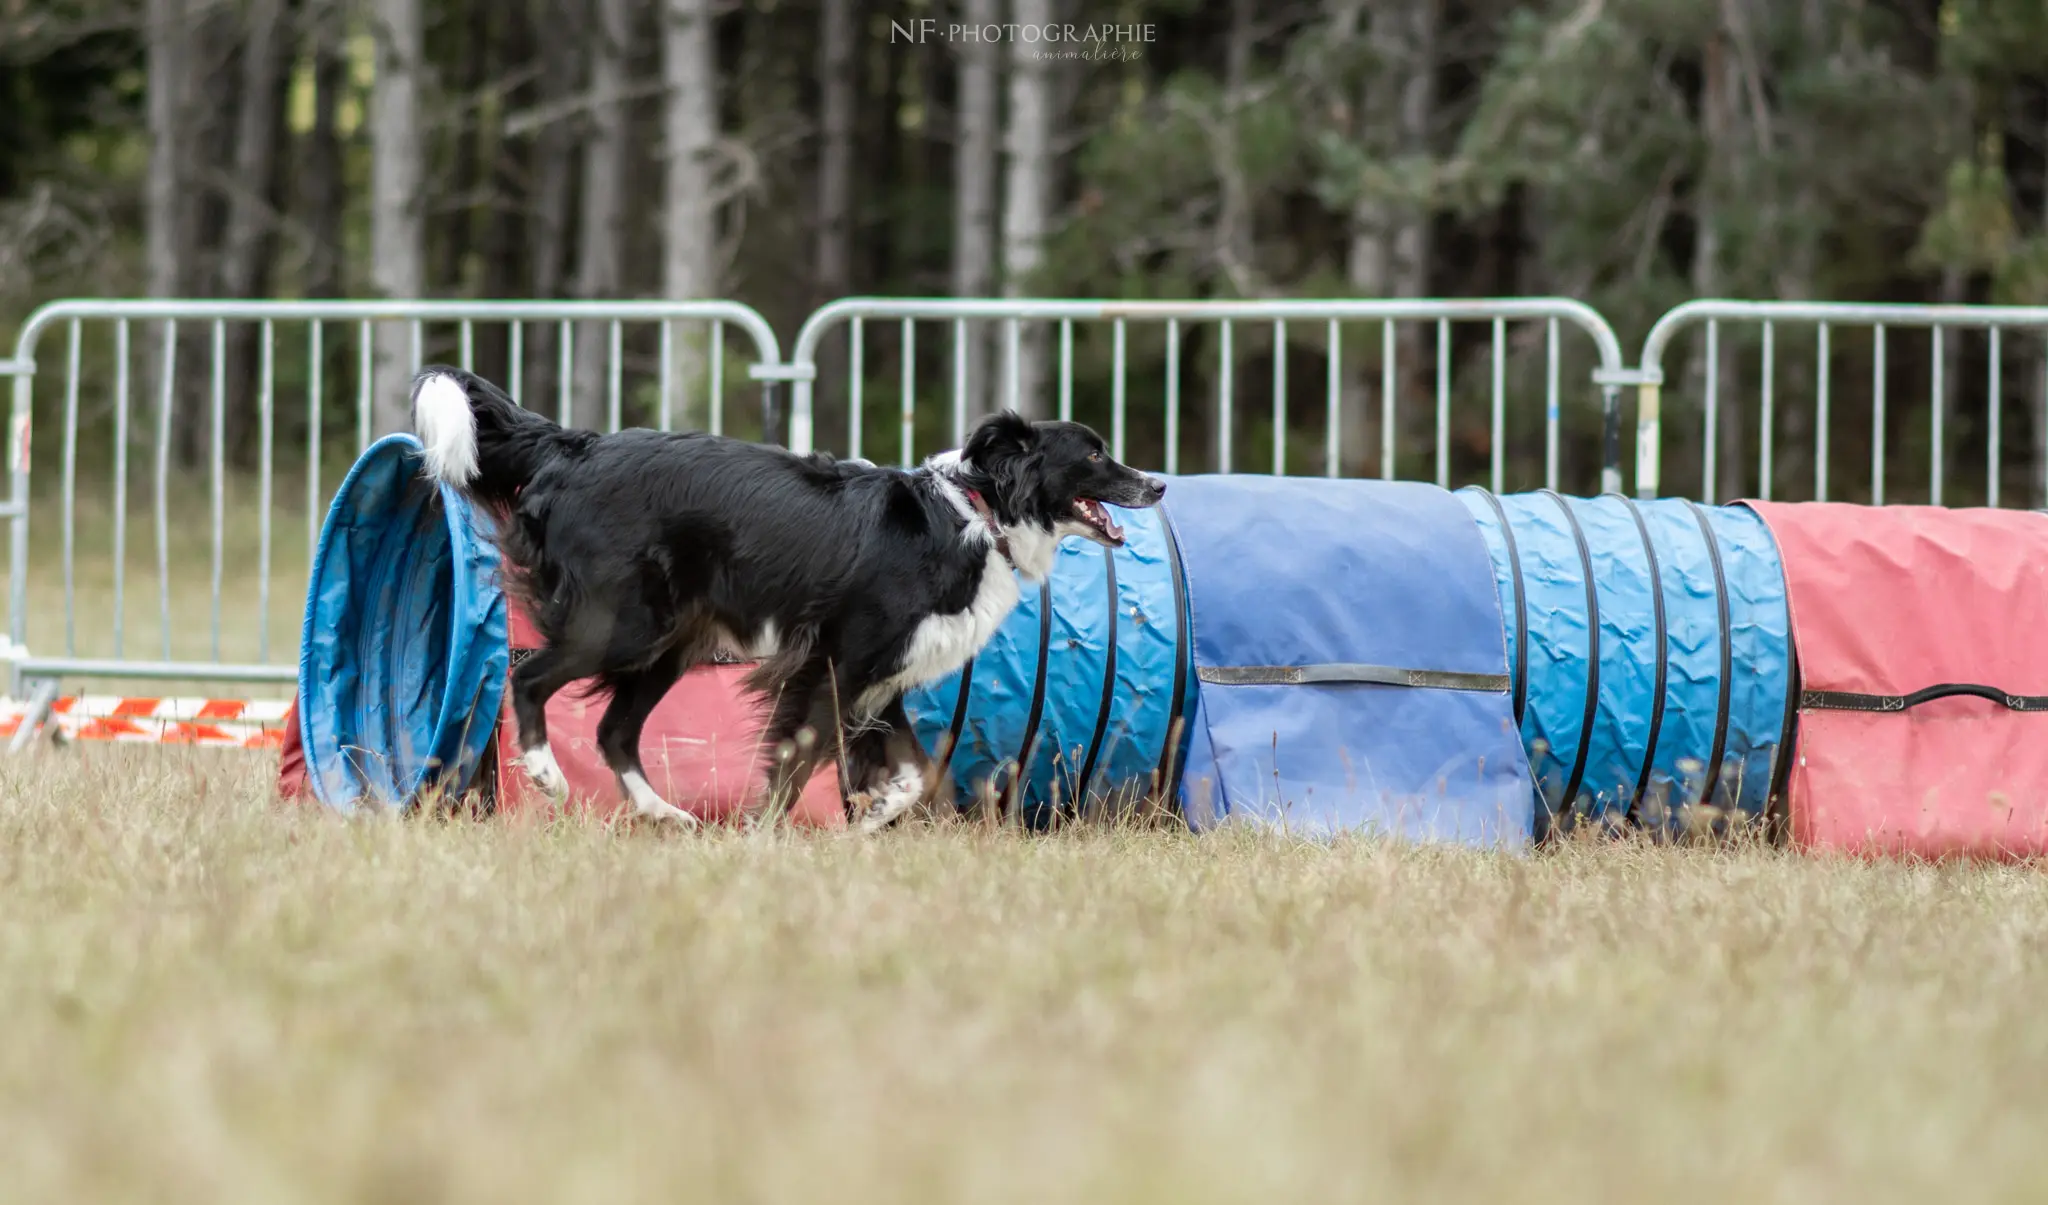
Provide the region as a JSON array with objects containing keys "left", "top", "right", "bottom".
[{"left": 1073, "top": 498, "right": 1126, "bottom": 545}]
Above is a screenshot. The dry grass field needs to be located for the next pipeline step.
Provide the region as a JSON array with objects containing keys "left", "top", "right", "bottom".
[{"left": 0, "top": 748, "right": 2045, "bottom": 1204}]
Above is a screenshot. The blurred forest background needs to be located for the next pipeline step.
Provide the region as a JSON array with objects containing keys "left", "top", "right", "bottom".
[{"left": 5, "top": 0, "right": 2048, "bottom": 499}]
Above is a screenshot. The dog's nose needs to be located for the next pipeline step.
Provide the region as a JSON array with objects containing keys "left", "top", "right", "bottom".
[{"left": 1145, "top": 475, "right": 1167, "bottom": 496}]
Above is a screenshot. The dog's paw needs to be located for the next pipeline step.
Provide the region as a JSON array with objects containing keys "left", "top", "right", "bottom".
[
  {"left": 520, "top": 744, "right": 571, "bottom": 803},
  {"left": 853, "top": 765, "right": 924, "bottom": 835}
]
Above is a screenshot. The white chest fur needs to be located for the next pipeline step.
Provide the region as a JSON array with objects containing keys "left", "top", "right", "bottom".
[{"left": 859, "top": 545, "right": 1020, "bottom": 716}]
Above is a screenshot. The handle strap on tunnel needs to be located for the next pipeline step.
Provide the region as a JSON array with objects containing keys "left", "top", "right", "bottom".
[
  {"left": 1196, "top": 664, "right": 1509, "bottom": 691},
  {"left": 1802, "top": 685, "right": 2048, "bottom": 713}
]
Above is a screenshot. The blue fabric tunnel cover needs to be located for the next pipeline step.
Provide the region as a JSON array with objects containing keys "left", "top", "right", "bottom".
[{"left": 1168, "top": 476, "right": 1534, "bottom": 846}]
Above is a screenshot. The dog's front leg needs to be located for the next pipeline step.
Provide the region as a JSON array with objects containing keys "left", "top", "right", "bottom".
[{"left": 846, "top": 697, "right": 938, "bottom": 834}]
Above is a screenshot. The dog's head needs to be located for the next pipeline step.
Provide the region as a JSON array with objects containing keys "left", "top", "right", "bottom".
[{"left": 961, "top": 411, "right": 1165, "bottom": 548}]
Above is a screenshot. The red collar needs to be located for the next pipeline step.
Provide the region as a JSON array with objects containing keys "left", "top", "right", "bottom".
[{"left": 961, "top": 487, "right": 1014, "bottom": 566}]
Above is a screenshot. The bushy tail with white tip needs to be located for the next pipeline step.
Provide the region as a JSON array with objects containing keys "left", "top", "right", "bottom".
[{"left": 409, "top": 366, "right": 578, "bottom": 505}]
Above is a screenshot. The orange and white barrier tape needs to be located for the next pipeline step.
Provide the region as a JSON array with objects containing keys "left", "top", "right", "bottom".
[{"left": 0, "top": 696, "right": 291, "bottom": 748}]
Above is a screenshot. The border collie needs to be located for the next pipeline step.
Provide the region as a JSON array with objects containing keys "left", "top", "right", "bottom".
[{"left": 410, "top": 365, "right": 1165, "bottom": 832}]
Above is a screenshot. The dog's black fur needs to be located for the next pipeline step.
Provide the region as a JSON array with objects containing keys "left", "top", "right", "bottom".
[{"left": 409, "top": 364, "right": 1164, "bottom": 828}]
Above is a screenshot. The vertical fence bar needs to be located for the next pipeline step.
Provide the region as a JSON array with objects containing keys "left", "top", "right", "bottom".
[
  {"left": 356, "top": 320, "right": 371, "bottom": 452},
  {"left": 1382, "top": 320, "right": 1396, "bottom": 481},
  {"left": 508, "top": 322, "right": 523, "bottom": 403},
  {"left": 1112, "top": 319, "right": 1128, "bottom": 462},
  {"left": 849, "top": 317, "right": 865, "bottom": 461},
  {"left": 1272, "top": 319, "right": 1287, "bottom": 476},
  {"left": 606, "top": 321, "right": 623, "bottom": 433},
  {"left": 409, "top": 319, "right": 422, "bottom": 374},
  {"left": 1930, "top": 326, "right": 1944, "bottom": 506},
  {"left": 459, "top": 319, "right": 474, "bottom": 371},
  {"left": 1816, "top": 324, "right": 1830, "bottom": 502},
  {"left": 900, "top": 319, "right": 916, "bottom": 467},
  {"left": 112, "top": 319, "right": 130, "bottom": 658},
  {"left": 1989, "top": 327, "right": 2003, "bottom": 508},
  {"left": 258, "top": 320, "right": 274, "bottom": 662},
  {"left": 210, "top": 320, "right": 225, "bottom": 661},
  {"left": 1545, "top": 318, "right": 1560, "bottom": 492},
  {"left": 1059, "top": 319, "right": 1074, "bottom": 422},
  {"left": 60, "top": 321, "right": 79, "bottom": 656},
  {"left": 1218, "top": 320, "right": 1234, "bottom": 474},
  {"left": 952, "top": 318, "right": 968, "bottom": 446},
  {"left": 157, "top": 319, "right": 176, "bottom": 660},
  {"left": 557, "top": 319, "right": 572, "bottom": 425},
  {"left": 308, "top": 322, "right": 322, "bottom": 567},
  {"left": 1873, "top": 324, "right": 1886, "bottom": 505},
  {"left": 1703, "top": 319, "right": 1719, "bottom": 505},
  {"left": 709, "top": 321, "right": 725, "bottom": 436},
  {"left": 1435, "top": 318, "right": 1450, "bottom": 489},
  {"left": 1324, "top": 320, "right": 1340, "bottom": 479},
  {"left": 658, "top": 321, "right": 674, "bottom": 431},
  {"left": 1165, "top": 319, "right": 1181, "bottom": 475},
  {"left": 1005, "top": 318, "right": 1021, "bottom": 413},
  {"left": 1490, "top": 318, "right": 1505, "bottom": 494},
  {"left": 1759, "top": 322, "right": 1775, "bottom": 501}
]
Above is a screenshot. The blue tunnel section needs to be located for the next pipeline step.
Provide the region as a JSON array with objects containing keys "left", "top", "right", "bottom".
[
  {"left": 1459, "top": 489, "right": 1793, "bottom": 835},
  {"left": 901, "top": 503, "right": 1192, "bottom": 824},
  {"left": 298, "top": 434, "right": 508, "bottom": 813},
  {"left": 1168, "top": 476, "right": 1534, "bottom": 846}
]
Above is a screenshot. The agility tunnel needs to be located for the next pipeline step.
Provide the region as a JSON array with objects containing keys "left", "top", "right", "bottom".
[
  {"left": 295, "top": 434, "right": 508, "bottom": 813},
  {"left": 1749, "top": 503, "right": 2048, "bottom": 858},
  {"left": 1458, "top": 490, "right": 1794, "bottom": 837},
  {"left": 292, "top": 433, "right": 1829, "bottom": 850}
]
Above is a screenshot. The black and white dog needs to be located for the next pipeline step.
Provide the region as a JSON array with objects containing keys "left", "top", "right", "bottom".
[{"left": 410, "top": 366, "right": 1165, "bottom": 831}]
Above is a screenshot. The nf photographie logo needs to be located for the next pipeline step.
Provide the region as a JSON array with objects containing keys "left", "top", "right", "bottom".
[{"left": 890, "top": 19, "right": 1155, "bottom": 59}]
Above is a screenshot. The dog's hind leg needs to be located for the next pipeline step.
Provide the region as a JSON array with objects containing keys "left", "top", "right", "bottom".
[
  {"left": 510, "top": 645, "right": 587, "bottom": 803},
  {"left": 756, "top": 663, "right": 840, "bottom": 825},
  {"left": 596, "top": 654, "right": 698, "bottom": 828}
]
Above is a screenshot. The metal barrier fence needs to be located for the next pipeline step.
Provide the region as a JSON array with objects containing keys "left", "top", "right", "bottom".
[
  {"left": 784, "top": 297, "right": 1634, "bottom": 493},
  {"left": 12, "top": 291, "right": 2048, "bottom": 707},
  {"left": 1636, "top": 300, "right": 2048, "bottom": 506},
  {"left": 3, "top": 299, "right": 783, "bottom": 703}
]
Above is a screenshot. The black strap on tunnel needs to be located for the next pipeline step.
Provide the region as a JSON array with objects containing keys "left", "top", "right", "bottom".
[
  {"left": 1802, "top": 683, "right": 2048, "bottom": 713},
  {"left": 1685, "top": 500, "right": 1735, "bottom": 810},
  {"left": 1612, "top": 493, "right": 1670, "bottom": 817},
  {"left": 1072, "top": 544, "right": 1120, "bottom": 810},
  {"left": 1471, "top": 488, "right": 1529, "bottom": 725},
  {"left": 1153, "top": 502, "right": 1194, "bottom": 807},
  {"left": 999, "top": 581, "right": 1056, "bottom": 820},
  {"left": 937, "top": 656, "right": 976, "bottom": 780},
  {"left": 1539, "top": 490, "right": 1600, "bottom": 822}
]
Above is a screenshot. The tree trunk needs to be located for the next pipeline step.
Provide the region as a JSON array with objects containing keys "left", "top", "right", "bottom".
[
  {"left": 301, "top": 1, "right": 348, "bottom": 301},
  {"left": 369, "top": 0, "right": 426, "bottom": 437},
  {"left": 1209, "top": 0, "right": 1257, "bottom": 469},
  {"left": 571, "top": 0, "right": 632, "bottom": 432},
  {"left": 145, "top": 0, "right": 188, "bottom": 304},
  {"left": 951, "top": 0, "right": 999, "bottom": 430},
  {"left": 525, "top": 0, "right": 578, "bottom": 412},
  {"left": 145, "top": 0, "right": 191, "bottom": 474},
  {"left": 662, "top": 0, "right": 721, "bottom": 427},
  {"left": 1000, "top": 0, "right": 1055, "bottom": 420},
  {"left": 1695, "top": 29, "right": 1743, "bottom": 504},
  {"left": 218, "top": 0, "right": 287, "bottom": 464},
  {"left": 815, "top": 0, "right": 857, "bottom": 440},
  {"left": 1338, "top": 0, "right": 1437, "bottom": 478}
]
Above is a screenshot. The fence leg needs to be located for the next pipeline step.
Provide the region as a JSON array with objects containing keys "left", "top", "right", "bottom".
[{"left": 7, "top": 677, "right": 59, "bottom": 754}]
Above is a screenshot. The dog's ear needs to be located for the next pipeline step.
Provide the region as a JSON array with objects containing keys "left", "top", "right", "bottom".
[
  {"left": 963, "top": 410, "right": 1035, "bottom": 472},
  {"left": 963, "top": 411, "right": 1038, "bottom": 513}
]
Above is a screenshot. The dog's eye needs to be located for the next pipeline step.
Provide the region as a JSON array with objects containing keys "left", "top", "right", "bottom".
[{"left": 1089, "top": 451, "right": 1103, "bottom": 462}]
